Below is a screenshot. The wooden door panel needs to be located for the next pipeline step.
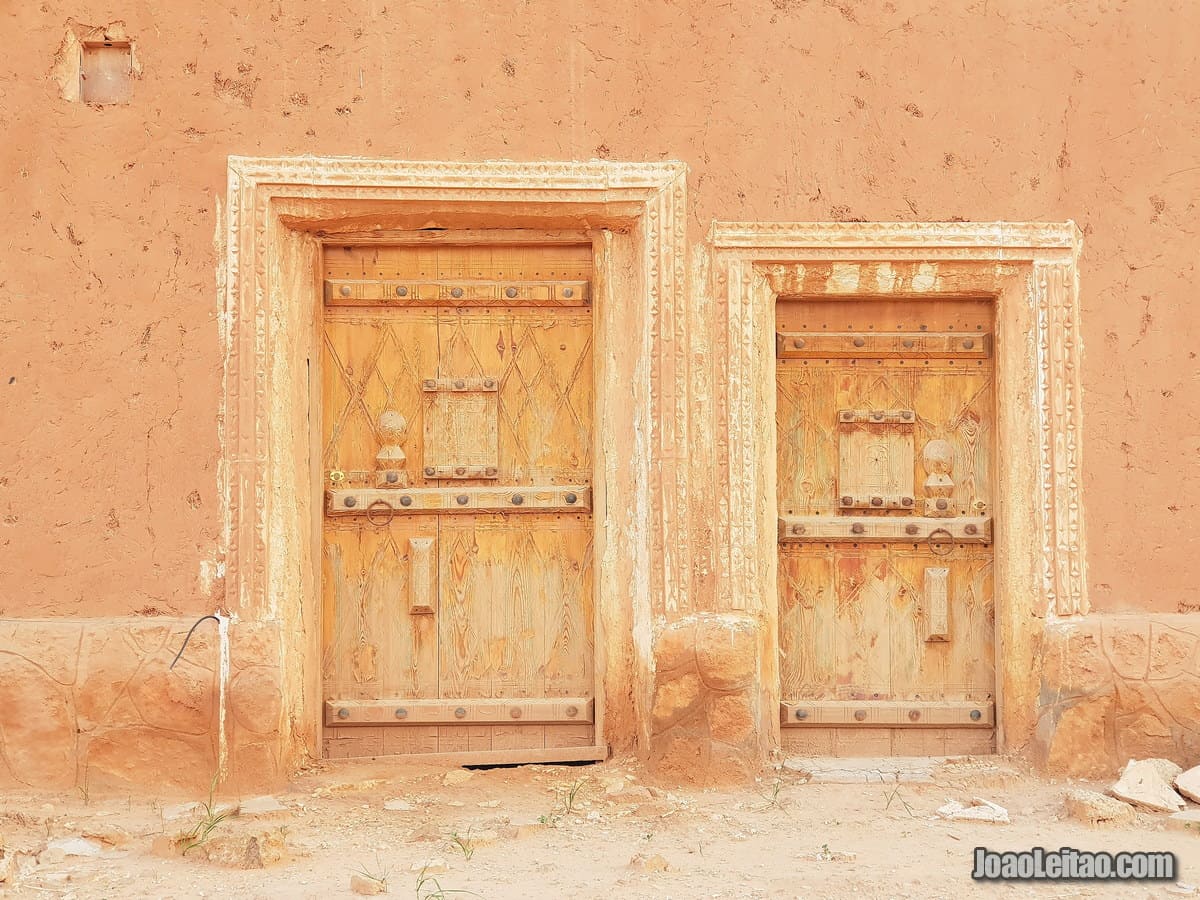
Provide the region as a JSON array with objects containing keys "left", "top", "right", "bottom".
[
  {"left": 437, "top": 311, "right": 593, "bottom": 483},
  {"left": 776, "top": 298, "right": 995, "bottom": 755},
  {"left": 322, "top": 517, "right": 439, "bottom": 701},
  {"left": 438, "top": 514, "right": 594, "bottom": 700},
  {"left": 323, "top": 311, "right": 439, "bottom": 483}
]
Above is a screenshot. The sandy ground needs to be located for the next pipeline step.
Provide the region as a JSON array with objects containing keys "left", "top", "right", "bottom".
[{"left": 0, "top": 755, "right": 1196, "bottom": 899}]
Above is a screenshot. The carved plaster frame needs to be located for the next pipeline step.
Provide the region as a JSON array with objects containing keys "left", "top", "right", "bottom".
[
  {"left": 219, "top": 157, "right": 691, "bottom": 768},
  {"left": 708, "top": 222, "right": 1088, "bottom": 754}
]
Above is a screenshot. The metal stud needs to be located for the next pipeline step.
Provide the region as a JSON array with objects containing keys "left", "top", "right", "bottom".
[
  {"left": 970, "top": 709, "right": 982, "bottom": 721},
  {"left": 853, "top": 709, "right": 867, "bottom": 721},
  {"left": 851, "top": 523, "right": 865, "bottom": 535},
  {"left": 840, "top": 411, "right": 853, "bottom": 421},
  {"left": 795, "top": 709, "right": 808, "bottom": 720},
  {"left": 871, "top": 410, "right": 884, "bottom": 420},
  {"left": 396, "top": 286, "right": 408, "bottom": 297},
  {"left": 792, "top": 524, "right": 805, "bottom": 535},
  {"left": 870, "top": 496, "right": 883, "bottom": 506},
  {"left": 424, "top": 466, "right": 435, "bottom": 476},
  {"left": 965, "top": 523, "right": 978, "bottom": 535},
  {"left": 344, "top": 496, "right": 358, "bottom": 508},
  {"left": 901, "top": 497, "right": 913, "bottom": 507},
  {"left": 423, "top": 379, "right": 437, "bottom": 390},
  {"left": 484, "top": 378, "right": 495, "bottom": 388},
  {"left": 512, "top": 494, "right": 524, "bottom": 505},
  {"left": 563, "top": 287, "right": 574, "bottom": 298},
  {"left": 905, "top": 524, "right": 920, "bottom": 535},
  {"left": 455, "top": 466, "right": 466, "bottom": 476},
  {"left": 454, "top": 379, "right": 465, "bottom": 389},
  {"left": 456, "top": 495, "right": 469, "bottom": 505},
  {"left": 400, "top": 495, "right": 412, "bottom": 507},
  {"left": 510, "top": 707, "right": 522, "bottom": 719},
  {"left": 908, "top": 709, "right": 921, "bottom": 722},
  {"left": 337, "top": 707, "right": 350, "bottom": 719},
  {"left": 386, "top": 471, "right": 399, "bottom": 484},
  {"left": 339, "top": 285, "right": 351, "bottom": 297},
  {"left": 454, "top": 707, "right": 467, "bottom": 719},
  {"left": 853, "top": 337, "right": 866, "bottom": 347},
  {"left": 451, "top": 287, "right": 463, "bottom": 298},
  {"left": 841, "top": 495, "right": 853, "bottom": 506},
  {"left": 485, "top": 467, "right": 497, "bottom": 476},
  {"left": 395, "top": 707, "right": 408, "bottom": 719},
  {"left": 566, "top": 705, "right": 578, "bottom": 718},
  {"left": 565, "top": 492, "right": 577, "bottom": 504},
  {"left": 936, "top": 499, "right": 948, "bottom": 511},
  {"left": 901, "top": 410, "right": 913, "bottom": 420},
  {"left": 902, "top": 339, "right": 915, "bottom": 349},
  {"left": 505, "top": 286, "right": 518, "bottom": 298},
  {"left": 962, "top": 338, "right": 975, "bottom": 350},
  {"left": 793, "top": 337, "right": 806, "bottom": 349}
]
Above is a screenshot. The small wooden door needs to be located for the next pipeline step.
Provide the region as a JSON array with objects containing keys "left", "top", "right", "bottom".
[
  {"left": 320, "top": 241, "right": 600, "bottom": 762},
  {"left": 776, "top": 297, "right": 996, "bottom": 756}
]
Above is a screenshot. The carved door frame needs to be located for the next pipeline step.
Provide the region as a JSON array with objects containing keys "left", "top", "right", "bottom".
[
  {"left": 219, "top": 158, "right": 691, "bottom": 770},
  {"left": 709, "top": 222, "right": 1089, "bottom": 757}
]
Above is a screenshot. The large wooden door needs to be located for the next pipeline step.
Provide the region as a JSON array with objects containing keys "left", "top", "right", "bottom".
[
  {"left": 320, "top": 242, "right": 600, "bottom": 762},
  {"left": 776, "top": 297, "right": 996, "bottom": 756}
]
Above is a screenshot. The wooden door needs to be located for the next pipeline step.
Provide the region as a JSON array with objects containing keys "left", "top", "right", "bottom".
[
  {"left": 320, "top": 242, "right": 600, "bottom": 762},
  {"left": 775, "top": 298, "right": 996, "bottom": 757}
]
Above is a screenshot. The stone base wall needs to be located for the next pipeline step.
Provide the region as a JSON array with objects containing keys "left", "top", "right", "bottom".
[
  {"left": 0, "top": 618, "right": 286, "bottom": 796},
  {"left": 1035, "top": 613, "right": 1200, "bottom": 776}
]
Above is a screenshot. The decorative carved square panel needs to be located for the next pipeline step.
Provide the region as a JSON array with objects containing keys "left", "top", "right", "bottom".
[
  {"left": 836, "top": 409, "right": 915, "bottom": 510},
  {"left": 422, "top": 376, "right": 499, "bottom": 478}
]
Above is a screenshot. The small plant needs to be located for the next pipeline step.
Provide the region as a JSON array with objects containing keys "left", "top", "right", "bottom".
[
  {"left": 448, "top": 827, "right": 475, "bottom": 861},
  {"left": 353, "top": 854, "right": 390, "bottom": 892},
  {"left": 755, "top": 777, "right": 786, "bottom": 811},
  {"left": 539, "top": 775, "right": 592, "bottom": 827},
  {"left": 414, "top": 864, "right": 480, "bottom": 900},
  {"left": 178, "top": 774, "right": 232, "bottom": 856},
  {"left": 882, "top": 781, "right": 916, "bottom": 817}
]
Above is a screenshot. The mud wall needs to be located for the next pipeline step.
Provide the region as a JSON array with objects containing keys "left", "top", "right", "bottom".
[{"left": 1, "top": 1, "right": 1199, "bottom": 790}]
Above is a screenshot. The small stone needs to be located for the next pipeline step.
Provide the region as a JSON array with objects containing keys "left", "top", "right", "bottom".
[
  {"left": 1064, "top": 789, "right": 1136, "bottom": 826},
  {"left": 191, "top": 829, "right": 288, "bottom": 869},
  {"left": 1166, "top": 810, "right": 1200, "bottom": 835},
  {"left": 629, "top": 852, "right": 670, "bottom": 872},
  {"left": 411, "top": 857, "right": 448, "bottom": 875},
  {"left": 43, "top": 836, "right": 103, "bottom": 859},
  {"left": 1110, "top": 759, "right": 1186, "bottom": 812},
  {"left": 384, "top": 799, "right": 414, "bottom": 812},
  {"left": 443, "top": 770, "right": 474, "bottom": 787},
  {"left": 351, "top": 873, "right": 388, "bottom": 895},
  {"left": 238, "top": 796, "right": 288, "bottom": 817},
  {"left": 445, "top": 800, "right": 465, "bottom": 807},
  {"left": 1175, "top": 766, "right": 1200, "bottom": 804},
  {"left": 936, "top": 798, "right": 1010, "bottom": 824},
  {"left": 603, "top": 777, "right": 627, "bottom": 796},
  {"left": 476, "top": 799, "right": 501, "bottom": 808},
  {"left": 1166, "top": 884, "right": 1199, "bottom": 896}
]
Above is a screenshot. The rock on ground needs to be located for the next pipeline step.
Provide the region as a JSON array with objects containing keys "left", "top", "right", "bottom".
[
  {"left": 350, "top": 872, "right": 388, "bottom": 895},
  {"left": 936, "top": 798, "right": 1010, "bottom": 824},
  {"left": 442, "top": 769, "right": 474, "bottom": 787},
  {"left": 1175, "top": 765, "right": 1200, "bottom": 804},
  {"left": 1109, "top": 759, "right": 1186, "bottom": 813},
  {"left": 1064, "top": 789, "right": 1136, "bottom": 826},
  {"left": 1166, "top": 810, "right": 1200, "bottom": 835},
  {"left": 629, "top": 853, "right": 670, "bottom": 872}
]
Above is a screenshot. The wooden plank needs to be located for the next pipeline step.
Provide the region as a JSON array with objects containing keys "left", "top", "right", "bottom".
[
  {"left": 421, "top": 376, "right": 500, "bottom": 392},
  {"left": 777, "top": 331, "right": 992, "bottom": 359},
  {"left": 423, "top": 382, "right": 499, "bottom": 476},
  {"left": 328, "top": 485, "right": 591, "bottom": 514},
  {"left": 778, "top": 515, "right": 992, "bottom": 542},
  {"left": 408, "top": 537, "right": 435, "bottom": 615},
  {"left": 325, "top": 279, "right": 590, "bottom": 307},
  {"left": 780, "top": 700, "right": 994, "bottom": 728},
  {"left": 318, "top": 229, "right": 591, "bottom": 246},
  {"left": 924, "top": 566, "right": 950, "bottom": 641},
  {"left": 320, "top": 743, "right": 609, "bottom": 766},
  {"left": 324, "top": 697, "right": 594, "bottom": 726}
]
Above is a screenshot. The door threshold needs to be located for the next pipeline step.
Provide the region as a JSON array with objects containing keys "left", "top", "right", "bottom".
[
  {"left": 779, "top": 754, "right": 1016, "bottom": 784},
  {"left": 324, "top": 744, "right": 609, "bottom": 768}
]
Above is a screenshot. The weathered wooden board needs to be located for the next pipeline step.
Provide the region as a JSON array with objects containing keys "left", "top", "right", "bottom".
[
  {"left": 778, "top": 515, "right": 992, "bottom": 542},
  {"left": 777, "top": 331, "right": 992, "bottom": 359},
  {"left": 780, "top": 727, "right": 995, "bottom": 757},
  {"left": 325, "top": 697, "right": 593, "bottom": 725},
  {"left": 325, "top": 279, "right": 590, "bottom": 306},
  {"left": 780, "top": 699, "right": 994, "bottom": 727},
  {"left": 328, "top": 486, "right": 591, "bottom": 514}
]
